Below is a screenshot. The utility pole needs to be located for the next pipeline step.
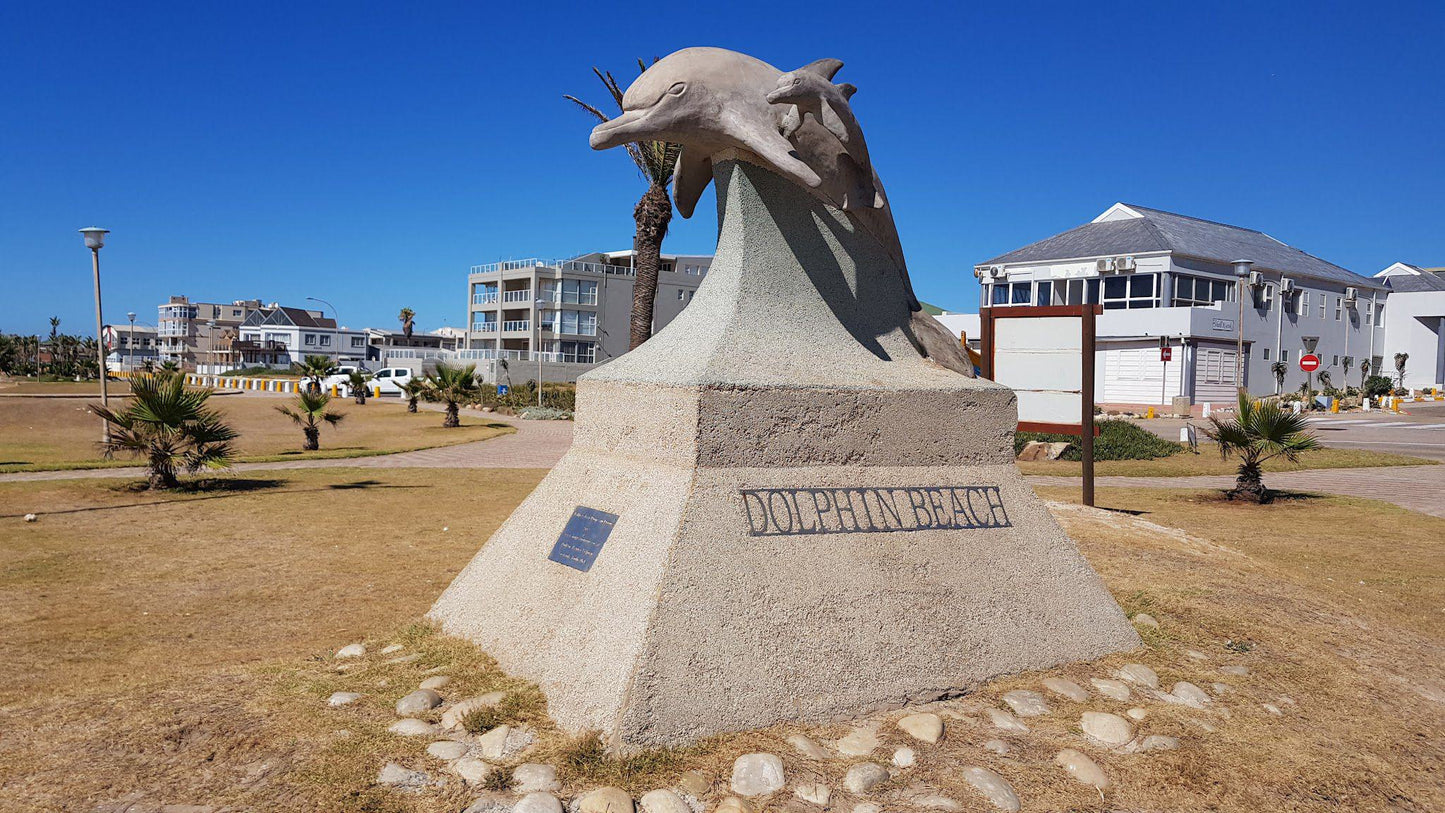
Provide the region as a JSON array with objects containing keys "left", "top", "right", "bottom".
[{"left": 80, "top": 227, "right": 111, "bottom": 443}]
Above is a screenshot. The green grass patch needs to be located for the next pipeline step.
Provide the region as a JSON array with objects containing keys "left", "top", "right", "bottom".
[{"left": 1017, "top": 419, "right": 1182, "bottom": 460}]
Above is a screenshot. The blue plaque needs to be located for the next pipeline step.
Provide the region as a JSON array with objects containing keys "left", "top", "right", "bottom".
[
  {"left": 497, "top": 384, "right": 510, "bottom": 396},
  {"left": 548, "top": 506, "right": 618, "bottom": 572}
]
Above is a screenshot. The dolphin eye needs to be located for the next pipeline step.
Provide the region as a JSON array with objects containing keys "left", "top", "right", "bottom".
[{"left": 667, "top": 82, "right": 686, "bottom": 96}]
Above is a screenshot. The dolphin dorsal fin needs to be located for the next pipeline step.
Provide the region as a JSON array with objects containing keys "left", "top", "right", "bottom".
[
  {"left": 798, "top": 58, "right": 844, "bottom": 79},
  {"left": 838, "top": 83, "right": 858, "bottom": 99}
]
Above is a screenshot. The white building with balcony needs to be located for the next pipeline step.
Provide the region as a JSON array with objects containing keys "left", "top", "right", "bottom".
[
  {"left": 464, "top": 250, "right": 711, "bottom": 375},
  {"left": 943, "top": 203, "right": 1391, "bottom": 413}
]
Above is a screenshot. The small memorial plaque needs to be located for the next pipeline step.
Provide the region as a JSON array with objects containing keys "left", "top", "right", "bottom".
[{"left": 548, "top": 506, "right": 618, "bottom": 572}]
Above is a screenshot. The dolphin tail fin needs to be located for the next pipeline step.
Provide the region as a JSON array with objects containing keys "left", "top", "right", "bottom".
[
  {"left": 798, "top": 58, "right": 844, "bottom": 79},
  {"left": 838, "top": 83, "right": 858, "bottom": 99}
]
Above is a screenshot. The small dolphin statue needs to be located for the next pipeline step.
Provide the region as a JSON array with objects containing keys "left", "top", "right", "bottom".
[
  {"left": 766, "top": 63, "right": 884, "bottom": 211},
  {"left": 587, "top": 47, "right": 972, "bottom": 377}
]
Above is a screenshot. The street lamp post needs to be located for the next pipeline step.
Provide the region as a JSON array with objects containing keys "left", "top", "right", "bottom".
[
  {"left": 306, "top": 296, "right": 340, "bottom": 365},
  {"left": 534, "top": 297, "right": 546, "bottom": 407},
  {"left": 80, "top": 227, "right": 111, "bottom": 443},
  {"left": 126, "top": 311, "right": 136, "bottom": 371},
  {"left": 1232, "top": 260, "right": 1254, "bottom": 396}
]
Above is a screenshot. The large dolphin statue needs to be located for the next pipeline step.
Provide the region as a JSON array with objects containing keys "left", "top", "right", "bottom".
[{"left": 589, "top": 46, "right": 972, "bottom": 376}]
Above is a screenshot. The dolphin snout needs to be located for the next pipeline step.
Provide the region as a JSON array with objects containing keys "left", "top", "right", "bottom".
[{"left": 588, "top": 109, "right": 648, "bottom": 150}]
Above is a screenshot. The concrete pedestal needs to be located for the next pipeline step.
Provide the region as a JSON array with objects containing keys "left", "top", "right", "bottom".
[{"left": 429, "top": 157, "right": 1138, "bottom": 748}]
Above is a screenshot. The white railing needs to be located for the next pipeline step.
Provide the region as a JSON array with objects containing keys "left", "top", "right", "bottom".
[
  {"left": 501, "top": 289, "right": 534, "bottom": 303},
  {"left": 381, "top": 347, "right": 599, "bottom": 365},
  {"left": 470, "top": 322, "right": 498, "bottom": 333},
  {"left": 471, "top": 258, "right": 637, "bottom": 277},
  {"left": 501, "top": 320, "right": 530, "bottom": 332},
  {"left": 471, "top": 292, "right": 498, "bottom": 304}
]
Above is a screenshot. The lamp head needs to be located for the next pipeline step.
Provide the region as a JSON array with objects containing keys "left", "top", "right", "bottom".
[
  {"left": 79, "top": 227, "right": 110, "bottom": 250},
  {"left": 1232, "top": 259, "right": 1255, "bottom": 278}
]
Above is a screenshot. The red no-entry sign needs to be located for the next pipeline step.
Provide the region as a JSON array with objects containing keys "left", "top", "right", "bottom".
[{"left": 1299, "top": 353, "right": 1321, "bottom": 372}]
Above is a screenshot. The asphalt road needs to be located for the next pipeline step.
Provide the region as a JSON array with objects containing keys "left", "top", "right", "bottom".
[{"left": 1135, "top": 400, "right": 1445, "bottom": 462}]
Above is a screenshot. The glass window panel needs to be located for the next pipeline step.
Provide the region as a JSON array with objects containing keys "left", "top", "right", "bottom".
[
  {"left": 1104, "top": 276, "right": 1127, "bottom": 298},
  {"left": 1130, "top": 274, "right": 1154, "bottom": 296},
  {"left": 1011, "top": 282, "right": 1031, "bottom": 304},
  {"left": 1036, "top": 281, "right": 1052, "bottom": 305},
  {"left": 1175, "top": 277, "right": 1193, "bottom": 300},
  {"left": 1087, "top": 279, "right": 1100, "bottom": 304},
  {"left": 992, "top": 285, "right": 1009, "bottom": 305}
]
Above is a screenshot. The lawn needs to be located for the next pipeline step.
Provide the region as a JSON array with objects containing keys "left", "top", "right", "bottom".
[
  {"left": 0, "top": 394, "right": 512, "bottom": 472},
  {"left": 1017, "top": 445, "right": 1435, "bottom": 477},
  {"left": 0, "top": 470, "right": 1439, "bottom": 812}
]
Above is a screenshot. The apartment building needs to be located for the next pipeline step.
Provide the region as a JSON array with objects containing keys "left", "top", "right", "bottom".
[
  {"left": 234, "top": 305, "right": 367, "bottom": 370},
  {"left": 943, "top": 203, "right": 1393, "bottom": 411},
  {"left": 155, "top": 296, "right": 262, "bottom": 369},
  {"left": 465, "top": 250, "right": 712, "bottom": 367},
  {"left": 1375, "top": 263, "right": 1445, "bottom": 389},
  {"left": 102, "top": 323, "right": 159, "bottom": 369}
]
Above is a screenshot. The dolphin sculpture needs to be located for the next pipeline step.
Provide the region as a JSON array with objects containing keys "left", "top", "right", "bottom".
[
  {"left": 588, "top": 47, "right": 972, "bottom": 376},
  {"left": 766, "top": 67, "right": 883, "bottom": 211}
]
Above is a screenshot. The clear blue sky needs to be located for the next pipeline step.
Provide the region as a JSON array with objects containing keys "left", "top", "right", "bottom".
[{"left": 2, "top": 1, "right": 1441, "bottom": 337}]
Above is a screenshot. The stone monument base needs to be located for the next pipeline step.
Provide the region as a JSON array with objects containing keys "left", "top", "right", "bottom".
[{"left": 428, "top": 158, "right": 1138, "bottom": 748}]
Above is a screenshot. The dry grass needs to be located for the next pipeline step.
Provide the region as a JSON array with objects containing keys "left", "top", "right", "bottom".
[
  {"left": 0, "top": 394, "right": 512, "bottom": 472},
  {"left": 1017, "top": 445, "right": 1434, "bottom": 477},
  {"left": 0, "top": 470, "right": 1441, "bottom": 812}
]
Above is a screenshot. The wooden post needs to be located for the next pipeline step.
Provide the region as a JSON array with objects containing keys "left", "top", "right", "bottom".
[
  {"left": 979, "top": 307, "right": 995, "bottom": 380},
  {"left": 1081, "top": 305, "right": 1097, "bottom": 507}
]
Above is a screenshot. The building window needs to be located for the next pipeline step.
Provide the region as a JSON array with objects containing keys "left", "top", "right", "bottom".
[
  {"left": 1253, "top": 283, "right": 1275, "bottom": 310},
  {"left": 1173, "top": 275, "right": 1233, "bottom": 307},
  {"left": 1297, "top": 291, "right": 1309, "bottom": 317},
  {"left": 1102, "top": 274, "right": 1156, "bottom": 309},
  {"left": 1281, "top": 349, "right": 1291, "bottom": 363},
  {"left": 1377, "top": 303, "right": 1385, "bottom": 327},
  {"left": 1263, "top": 348, "right": 1271, "bottom": 360},
  {"left": 1364, "top": 301, "right": 1373, "bottom": 325},
  {"left": 351, "top": 336, "right": 364, "bottom": 347},
  {"left": 319, "top": 335, "right": 332, "bottom": 347},
  {"left": 1036, "top": 280, "right": 1052, "bottom": 305},
  {"left": 1332, "top": 355, "right": 1339, "bottom": 365},
  {"left": 304, "top": 334, "right": 316, "bottom": 345},
  {"left": 687, "top": 291, "right": 694, "bottom": 300},
  {"left": 1319, "top": 296, "right": 1327, "bottom": 319},
  {"left": 1008, "top": 281, "right": 1031, "bottom": 305},
  {"left": 1333, "top": 298, "right": 1342, "bottom": 321},
  {"left": 677, "top": 290, "right": 685, "bottom": 300}
]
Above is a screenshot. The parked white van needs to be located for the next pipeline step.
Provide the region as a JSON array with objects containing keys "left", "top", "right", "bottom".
[{"left": 369, "top": 367, "right": 414, "bottom": 395}]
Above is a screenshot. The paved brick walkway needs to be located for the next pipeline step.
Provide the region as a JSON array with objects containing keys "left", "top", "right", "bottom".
[{"left": 5, "top": 409, "right": 1441, "bottom": 519}]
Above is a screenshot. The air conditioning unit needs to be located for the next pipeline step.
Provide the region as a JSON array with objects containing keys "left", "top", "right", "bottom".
[
  {"left": 1116, "top": 256, "right": 1137, "bottom": 272},
  {"left": 1096, "top": 258, "right": 1117, "bottom": 273},
  {"left": 1248, "top": 270, "right": 1264, "bottom": 287},
  {"left": 987, "top": 266, "right": 1005, "bottom": 281},
  {"left": 1344, "top": 287, "right": 1358, "bottom": 304},
  {"left": 1280, "top": 278, "right": 1296, "bottom": 295}
]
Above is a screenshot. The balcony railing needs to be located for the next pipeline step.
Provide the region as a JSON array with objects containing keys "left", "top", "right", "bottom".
[
  {"left": 501, "top": 289, "right": 534, "bottom": 304},
  {"left": 471, "top": 258, "right": 636, "bottom": 277},
  {"left": 471, "top": 322, "right": 498, "bottom": 333},
  {"left": 471, "top": 293, "right": 498, "bottom": 305},
  {"left": 501, "top": 320, "right": 530, "bottom": 332}
]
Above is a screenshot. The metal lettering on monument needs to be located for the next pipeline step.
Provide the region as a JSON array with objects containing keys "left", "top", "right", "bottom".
[
  {"left": 741, "top": 486, "right": 1011, "bottom": 537},
  {"left": 547, "top": 506, "right": 619, "bottom": 572}
]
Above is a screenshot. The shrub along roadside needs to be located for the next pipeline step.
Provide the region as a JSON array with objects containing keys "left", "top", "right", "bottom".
[{"left": 1015, "top": 419, "right": 1182, "bottom": 461}]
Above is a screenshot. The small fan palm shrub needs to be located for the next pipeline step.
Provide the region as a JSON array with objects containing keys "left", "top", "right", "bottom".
[
  {"left": 400, "top": 377, "right": 431, "bottom": 413},
  {"left": 276, "top": 389, "right": 345, "bottom": 451},
  {"left": 424, "top": 363, "right": 481, "bottom": 427},
  {"left": 346, "top": 369, "right": 370, "bottom": 404},
  {"left": 90, "top": 373, "right": 238, "bottom": 489},
  {"left": 293, "top": 355, "right": 338, "bottom": 393},
  {"left": 1204, "top": 393, "right": 1321, "bottom": 504}
]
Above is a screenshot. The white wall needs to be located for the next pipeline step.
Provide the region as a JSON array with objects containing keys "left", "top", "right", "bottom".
[{"left": 1381, "top": 291, "right": 1445, "bottom": 388}]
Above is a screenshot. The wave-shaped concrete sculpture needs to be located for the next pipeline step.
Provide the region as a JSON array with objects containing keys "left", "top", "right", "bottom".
[{"left": 429, "top": 47, "right": 1138, "bottom": 749}]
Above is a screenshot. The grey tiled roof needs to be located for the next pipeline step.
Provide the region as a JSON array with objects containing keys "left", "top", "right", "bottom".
[
  {"left": 1384, "top": 270, "right": 1445, "bottom": 292},
  {"left": 985, "top": 204, "right": 1383, "bottom": 289}
]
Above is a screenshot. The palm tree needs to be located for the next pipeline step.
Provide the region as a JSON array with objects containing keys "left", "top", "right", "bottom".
[
  {"left": 1342, "top": 356, "right": 1353, "bottom": 390},
  {"left": 277, "top": 389, "right": 345, "bottom": 451},
  {"left": 293, "top": 355, "right": 338, "bottom": 393},
  {"left": 1394, "top": 352, "right": 1409, "bottom": 389},
  {"left": 47, "top": 317, "right": 59, "bottom": 375},
  {"left": 1316, "top": 370, "right": 1333, "bottom": 391},
  {"left": 346, "top": 369, "right": 370, "bottom": 404},
  {"left": 1270, "top": 360, "right": 1287, "bottom": 395},
  {"left": 158, "top": 360, "right": 182, "bottom": 377},
  {"left": 1204, "top": 393, "right": 1321, "bottom": 503},
  {"left": 400, "top": 376, "right": 430, "bottom": 413},
  {"left": 424, "top": 362, "right": 481, "bottom": 427},
  {"left": 90, "top": 373, "right": 238, "bottom": 489},
  {"left": 1360, "top": 358, "right": 1372, "bottom": 391},
  {"left": 398, "top": 307, "right": 416, "bottom": 339},
  {"left": 566, "top": 61, "right": 683, "bottom": 351}
]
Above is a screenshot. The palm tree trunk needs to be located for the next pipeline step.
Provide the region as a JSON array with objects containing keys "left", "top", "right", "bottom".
[
  {"left": 407, "top": 396, "right": 418, "bottom": 413},
  {"left": 629, "top": 183, "right": 672, "bottom": 351},
  {"left": 1228, "top": 461, "right": 1269, "bottom": 504},
  {"left": 444, "top": 402, "right": 460, "bottom": 428},
  {"left": 304, "top": 426, "right": 320, "bottom": 451}
]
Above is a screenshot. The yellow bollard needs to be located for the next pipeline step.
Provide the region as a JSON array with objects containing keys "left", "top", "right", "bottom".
[
  {"left": 1392, "top": 398, "right": 1401, "bottom": 413},
  {"left": 1145, "top": 406, "right": 1156, "bottom": 419},
  {"left": 373, "top": 386, "right": 381, "bottom": 398},
  {"left": 332, "top": 385, "right": 339, "bottom": 397},
  {"left": 1331, "top": 398, "right": 1339, "bottom": 413}
]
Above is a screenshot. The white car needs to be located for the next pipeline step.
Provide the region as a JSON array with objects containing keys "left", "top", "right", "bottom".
[
  {"left": 317, "top": 365, "right": 365, "bottom": 392},
  {"left": 368, "top": 367, "right": 414, "bottom": 395}
]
